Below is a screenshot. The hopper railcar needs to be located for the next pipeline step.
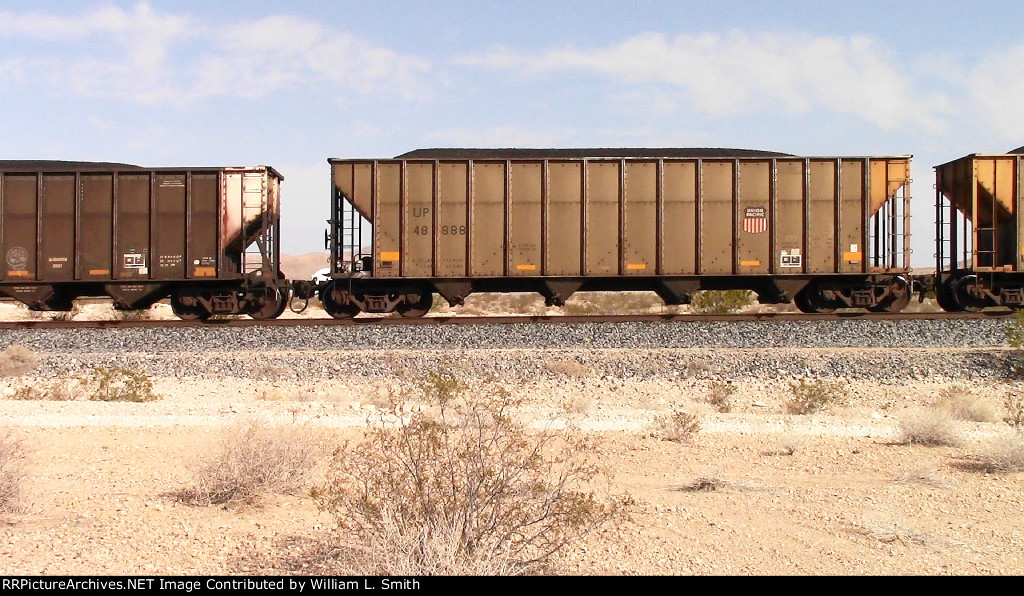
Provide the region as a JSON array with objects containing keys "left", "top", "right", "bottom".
[
  {"left": 0, "top": 161, "right": 290, "bottom": 320},
  {"left": 320, "top": 148, "right": 914, "bottom": 318},
  {"left": 935, "top": 150, "right": 1024, "bottom": 311}
]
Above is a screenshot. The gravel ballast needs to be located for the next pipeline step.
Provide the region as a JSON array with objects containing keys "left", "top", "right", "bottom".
[
  {"left": 5, "top": 347, "right": 1017, "bottom": 382},
  {"left": 1, "top": 318, "right": 1018, "bottom": 382},
  {"left": 0, "top": 318, "right": 1013, "bottom": 354}
]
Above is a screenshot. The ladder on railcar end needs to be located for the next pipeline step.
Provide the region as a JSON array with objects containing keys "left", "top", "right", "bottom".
[
  {"left": 870, "top": 174, "right": 910, "bottom": 270},
  {"left": 240, "top": 171, "right": 276, "bottom": 277},
  {"left": 935, "top": 183, "right": 953, "bottom": 274},
  {"left": 973, "top": 189, "right": 998, "bottom": 270},
  {"left": 334, "top": 189, "right": 369, "bottom": 274},
  {"left": 971, "top": 163, "right": 999, "bottom": 297}
]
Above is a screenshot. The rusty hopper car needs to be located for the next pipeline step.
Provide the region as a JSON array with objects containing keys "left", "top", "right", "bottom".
[
  {"left": 935, "top": 151, "right": 1024, "bottom": 311},
  {"left": 322, "top": 149, "right": 913, "bottom": 317},
  {"left": 0, "top": 161, "right": 289, "bottom": 320}
]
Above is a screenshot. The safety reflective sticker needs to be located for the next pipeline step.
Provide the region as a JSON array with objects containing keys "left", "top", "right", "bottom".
[{"left": 780, "top": 249, "right": 802, "bottom": 268}]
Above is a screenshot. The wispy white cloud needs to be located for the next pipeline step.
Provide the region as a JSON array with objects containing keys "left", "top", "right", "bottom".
[
  {"left": 190, "top": 15, "right": 428, "bottom": 101},
  {"left": 425, "top": 125, "right": 570, "bottom": 147},
  {"left": 0, "top": 2, "right": 192, "bottom": 41},
  {"left": 424, "top": 125, "right": 716, "bottom": 148},
  {"left": 967, "top": 45, "right": 1024, "bottom": 142},
  {"left": 458, "top": 31, "right": 954, "bottom": 133},
  {"left": 0, "top": 3, "right": 429, "bottom": 104},
  {"left": 0, "top": 2, "right": 194, "bottom": 102}
]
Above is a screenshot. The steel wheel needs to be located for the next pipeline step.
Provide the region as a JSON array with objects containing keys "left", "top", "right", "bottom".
[
  {"left": 935, "top": 281, "right": 963, "bottom": 312},
  {"left": 793, "top": 288, "right": 816, "bottom": 314},
  {"left": 249, "top": 286, "right": 291, "bottom": 320},
  {"left": 868, "top": 277, "right": 912, "bottom": 313},
  {"left": 320, "top": 282, "right": 361, "bottom": 319},
  {"left": 794, "top": 283, "right": 837, "bottom": 314},
  {"left": 396, "top": 291, "right": 433, "bottom": 318},
  {"left": 170, "top": 290, "right": 210, "bottom": 321},
  {"left": 953, "top": 275, "right": 988, "bottom": 312}
]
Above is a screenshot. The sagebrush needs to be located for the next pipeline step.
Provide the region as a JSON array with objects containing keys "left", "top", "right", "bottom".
[
  {"left": 971, "top": 433, "right": 1024, "bottom": 472},
  {"left": 707, "top": 382, "right": 736, "bottom": 413},
  {"left": 175, "top": 421, "right": 323, "bottom": 505},
  {"left": 1005, "top": 393, "right": 1024, "bottom": 429},
  {"left": 770, "top": 433, "right": 808, "bottom": 456},
  {"left": 5, "top": 367, "right": 152, "bottom": 402},
  {"left": 935, "top": 385, "right": 998, "bottom": 422},
  {"left": 9, "top": 378, "right": 77, "bottom": 401},
  {"left": 314, "top": 370, "right": 625, "bottom": 575},
  {"left": 691, "top": 290, "right": 753, "bottom": 314},
  {"left": 0, "top": 345, "right": 38, "bottom": 377},
  {"left": 654, "top": 409, "right": 702, "bottom": 443},
  {"left": 112, "top": 308, "right": 151, "bottom": 321},
  {"left": 48, "top": 305, "right": 82, "bottom": 322},
  {"left": 785, "top": 378, "right": 841, "bottom": 415},
  {"left": 1004, "top": 312, "right": 1024, "bottom": 379},
  {"left": 85, "top": 366, "right": 157, "bottom": 402},
  {"left": 898, "top": 408, "right": 962, "bottom": 447},
  {"left": 544, "top": 359, "right": 591, "bottom": 379}
]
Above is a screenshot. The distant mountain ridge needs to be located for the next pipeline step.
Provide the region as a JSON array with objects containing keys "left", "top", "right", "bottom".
[{"left": 281, "top": 252, "right": 329, "bottom": 280}]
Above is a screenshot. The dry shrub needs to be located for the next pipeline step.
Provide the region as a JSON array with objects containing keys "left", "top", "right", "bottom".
[
  {"left": 1006, "top": 309, "right": 1024, "bottom": 348},
  {"left": 427, "top": 295, "right": 450, "bottom": 315},
  {"left": 9, "top": 377, "right": 78, "bottom": 401},
  {"left": 48, "top": 305, "right": 82, "bottom": 322},
  {"left": 113, "top": 308, "right": 151, "bottom": 321},
  {"left": 691, "top": 290, "right": 753, "bottom": 314},
  {"left": 785, "top": 378, "right": 841, "bottom": 415},
  {"left": 8, "top": 385, "right": 46, "bottom": 401},
  {"left": 472, "top": 293, "right": 544, "bottom": 315},
  {"left": 257, "top": 387, "right": 319, "bottom": 402},
  {"left": 314, "top": 370, "right": 625, "bottom": 576},
  {"left": 84, "top": 366, "right": 157, "bottom": 402},
  {"left": 176, "top": 421, "right": 323, "bottom": 506},
  {"left": 560, "top": 298, "right": 603, "bottom": 315},
  {"left": 562, "top": 292, "right": 665, "bottom": 315},
  {"left": 0, "top": 345, "right": 38, "bottom": 377},
  {"left": 854, "top": 515, "right": 928, "bottom": 546},
  {"left": 0, "top": 430, "right": 26, "bottom": 513},
  {"left": 893, "top": 464, "right": 953, "bottom": 489},
  {"left": 898, "top": 408, "right": 962, "bottom": 447},
  {"left": 544, "top": 359, "right": 590, "bottom": 379},
  {"left": 675, "top": 473, "right": 756, "bottom": 493},
  {"left": 7, "top": 368, "right": 151, "bottom": 402},
  {"left": 653, "top": 409, "right": 702, "bottom": 443},
  {"left": 935, "top": 385, "right": 999, "bottom": 423},
  {"left": 1005, "top": 394, "right": 1024, "bottom": 430},
  {"left": 947, "top": 396, "right": 999, "bottom": 423},
  {"left": 685, "top": 359, "right": 713, "bottom": 378},
  {"left": 768, "top": 433, "right": 808, "bottom": 456},
  {"left": 707, "top": 382, "right": 736, "bottom": 413},
  {"left": 678, "top": 475, "right": 726, "bottom": 492},
  {"left": 971, "top": 433, "right": 1024, "bottom": 473},
  {"left": 252, "top": 363, "right": 288, "bottom": 382}
]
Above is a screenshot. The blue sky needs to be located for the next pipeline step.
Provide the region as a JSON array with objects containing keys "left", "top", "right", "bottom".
[{"left": 3, "top": 0, "right": 1024, "bottom": 265}]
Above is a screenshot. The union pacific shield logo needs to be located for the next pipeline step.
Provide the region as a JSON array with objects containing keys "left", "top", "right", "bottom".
[{"left": 743, "top": 206, "right": 767, "bottom": 234}]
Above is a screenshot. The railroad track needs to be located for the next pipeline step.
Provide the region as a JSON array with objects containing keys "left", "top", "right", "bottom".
[{"left": 0, "top": 309, "right": 1013, "bottom": 330}]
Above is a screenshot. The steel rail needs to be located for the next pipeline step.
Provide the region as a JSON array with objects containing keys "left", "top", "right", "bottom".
[{"left": 0, "top": 309, "right": 1013, "bottom": 330}]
